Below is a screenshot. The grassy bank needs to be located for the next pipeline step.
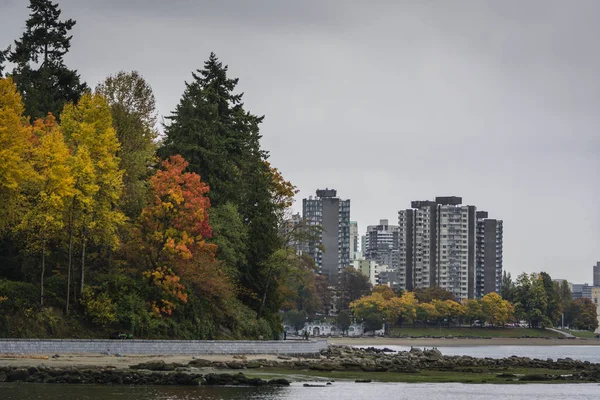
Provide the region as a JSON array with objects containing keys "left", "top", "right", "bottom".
[
  {"left": 557, "top": 329, "right": 598, "bottom": 339},
  {"left": 389, "top": 327, "right": 550, "bottom": 338},
  {"left": 248, "top": 367, "right": 577, "bottom": 384}
]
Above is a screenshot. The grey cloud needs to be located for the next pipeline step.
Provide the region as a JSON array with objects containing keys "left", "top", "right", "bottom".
[{"left": 0, "top": 0, "right": 598, "bottom": 282}]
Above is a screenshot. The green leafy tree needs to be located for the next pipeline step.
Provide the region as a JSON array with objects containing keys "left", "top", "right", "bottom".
[
  {"left": 539, "top": 272, "right": 562, "bottom": 325},
  {"left": 462, "top": 299, "right": 484, "bottom": 325},
  {"left": 336, "top": 310, "right": 351, "bottom": 335},
  {"left": 416, "top": 303, "right": 438, "bottom": 325},
  {"left": 514, "top": 273, "right": 549, "bottom": 328},
  {"left": 207, "top": 202, "right": 247, "bottom": 278},
  {"left": 566, "top": 298, "right": 598, "bottom": 331},
  {"left": 95, "top": 71, "right": 158, "bottom": 219},
  {"left": 559, "top": 280, "right": 572, "bottom": 316},
  {"left": 283, "top": 310, "right": 307, "bottom": 334},
  {"left": 363, "top": 313, "right": 383, "bottom": 335},
  {"left": 337, "top": 266, "right": 372, "bottom": 310},
  {"left": 80, "top": 286, "right": 117, "bottom": 326},
  {"left": 8, "top": 0, "right": 87, "bottom": 120},
  {"left": 501, "top": 271, "right": 516, "bottom": 302}
]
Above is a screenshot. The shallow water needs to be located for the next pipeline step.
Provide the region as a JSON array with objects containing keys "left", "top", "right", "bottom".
[
  {"left": 358, "top": 345, "right": 600, "bottom": 362},
  {"left": 0, "top": 382, "right": 600, "bottom": 400},
  {"left": 2, "top": 382, "right": 600, "bottom": 400}
]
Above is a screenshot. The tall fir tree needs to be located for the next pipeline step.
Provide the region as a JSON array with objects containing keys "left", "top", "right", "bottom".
[
  {"left": 8, "top": 0, "right": 87, "bottom": 120},
  {"left": 0, "top": 47, "right": 9, "bottom": 77},
  {"left": 159, "top": 53, "right": 282, "bottom": 326}
]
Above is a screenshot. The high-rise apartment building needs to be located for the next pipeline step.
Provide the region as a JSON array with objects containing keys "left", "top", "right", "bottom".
[
  {"left": 398, "top": 196, "right": 501, "bottom": 301},
  {"left": 594, "top": 262, "right": 600, "bottom": 287},
  {"left": 364, "top": 219, "right": 400, "bottom": 271},
  {"left": 398, "top": 201, "right": 435, "bottom": 291},
  {"left": 350, "top": 221, "right": 359, "bottom": 261},
  {"left": 302, "top": 189, "right": 350, "bottom": 285},
  {"left": 282, "top": 213, "right": 309, "bottom": 255},
  {"left": 436, "top": 197, "right": 476, "bottom": 300},
  {"left": 475, "top": 211, "right": 503, "bottom": 299}
]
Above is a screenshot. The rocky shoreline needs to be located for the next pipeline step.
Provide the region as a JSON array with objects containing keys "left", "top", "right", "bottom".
[
  {"left": 2, "top": 345, "right": 600, "bottom": 385},
  {"left": 0, "top": 363, "right": 290, "bottom": 386}
]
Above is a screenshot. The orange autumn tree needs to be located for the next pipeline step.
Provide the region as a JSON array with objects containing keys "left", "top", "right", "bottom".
[{"left": 137, "top": 154, "right": 226, "bottom": 316}]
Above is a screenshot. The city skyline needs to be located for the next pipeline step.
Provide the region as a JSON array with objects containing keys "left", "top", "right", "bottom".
[{"left": 1, "top": 0, "right": 598, "bottom": 283}]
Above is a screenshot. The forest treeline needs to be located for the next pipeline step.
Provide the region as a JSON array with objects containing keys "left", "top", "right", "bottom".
[
  {"left": 327, "top": 270, "right": 597, "bottom": 332},
  {"left": 1, "top": 1, "right": 596, "bottom": 339},
  {"left": 0, "top": 0, "right": 328, "bottom": 339}
]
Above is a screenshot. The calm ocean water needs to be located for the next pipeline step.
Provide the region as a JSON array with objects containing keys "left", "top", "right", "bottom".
[
  {"left": 2, "top": 382, "right": 600, "bottom": 400},
  {"left": 357, "top": 345, "right": 600, "bottom": 363}
]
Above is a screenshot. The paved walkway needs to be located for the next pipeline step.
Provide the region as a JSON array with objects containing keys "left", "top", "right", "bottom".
[{"left": 546, "top": 328, "right": 575, "bottom": 338}]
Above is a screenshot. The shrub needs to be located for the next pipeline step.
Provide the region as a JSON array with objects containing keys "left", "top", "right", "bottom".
[{"left": 80, "top": 287, "right": 117, "bottom": 326}]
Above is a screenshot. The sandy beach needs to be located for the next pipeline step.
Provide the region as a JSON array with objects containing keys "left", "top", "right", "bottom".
[{"left": 0, "top": 353, "right": 285, "bottom": 369}]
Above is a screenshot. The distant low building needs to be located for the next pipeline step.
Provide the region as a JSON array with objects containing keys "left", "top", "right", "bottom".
[{"left": 572, "top": 283, "right": 592, "bottom": 300}]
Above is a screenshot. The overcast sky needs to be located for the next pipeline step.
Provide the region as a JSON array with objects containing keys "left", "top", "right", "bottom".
[{"left": 1, "top": 0, "right": 598, "bottom": 283}]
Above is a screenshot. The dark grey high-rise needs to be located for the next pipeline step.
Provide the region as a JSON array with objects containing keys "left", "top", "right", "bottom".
[
  {"left": 303, "top": 189, "right": 350, "bottom": 285},
  {"left": 594, "top": 262, "right": 600, "bottom": 287},
  {"left": 476, "top": 211, "right": 504, "bottom": 298}
]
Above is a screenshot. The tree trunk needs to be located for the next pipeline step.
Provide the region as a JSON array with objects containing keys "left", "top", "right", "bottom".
[
  {"left": 257, "top": 268, "right": 273, "bottom": 320},
  {"left": 80, "top": 234, "right": 86, "bottom": 295},
  {"left": 40, "top": 239, "right": 45, "bottom": 307},
  {"left": 66, "top": 206, "right": 75, "bottom": 314}
]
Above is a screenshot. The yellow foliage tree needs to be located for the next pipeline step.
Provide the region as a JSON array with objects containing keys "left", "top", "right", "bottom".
[
  {"left": 350, "top": 293, "right": 391, "bottom": 320},
  {"left": 445, "top": 299, "right": 465, "bottom": 321},
  {"left": 481, "top": 292, "right": 513, "bottom": 327},
  {"left": 18, "top": 115, "right": 74, "bottom": 306},
  {"left": 416, "top": 302, "right": 439, "bottom": 324},
  {"left": 0, "top": 77, "right": 34, "bottom": 231},
  {"left": 62, "top": 92, "right": 125, "bottom": 308},
  {"left": 373, "top": 285, "right": 396, "bottom": 300},
  {"left": 400, "top": 292, "right": 419, "bottom": 323}
]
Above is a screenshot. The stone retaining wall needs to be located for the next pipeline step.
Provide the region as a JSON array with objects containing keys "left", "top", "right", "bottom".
[{"left": 0, "top": 339, "right": 328, "bottom": 355}]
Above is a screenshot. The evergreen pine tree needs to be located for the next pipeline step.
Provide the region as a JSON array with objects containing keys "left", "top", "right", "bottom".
[
  {"left": 160, "top": 53, "right": 282, "bottom": 324},
  {"left": 8, "top": 0, "right": 87, "bottom": 120},
  {"left": 0, "top": 48, "right": 9, "bottom": 77}
]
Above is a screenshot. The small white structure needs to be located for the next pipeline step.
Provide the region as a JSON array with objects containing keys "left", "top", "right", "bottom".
[
  {"left": 592, "top": 287, "right": 600, "bottom": 334},
  {"left": 284, "top": 322, "right": 384, "bottom": 337}
]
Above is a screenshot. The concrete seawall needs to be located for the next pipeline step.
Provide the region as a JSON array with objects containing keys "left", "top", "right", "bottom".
[{"left": 0, "top": 339, "right": 328, "bottom": 355}]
